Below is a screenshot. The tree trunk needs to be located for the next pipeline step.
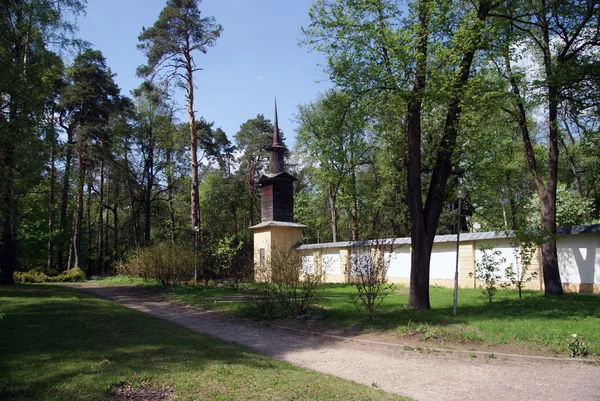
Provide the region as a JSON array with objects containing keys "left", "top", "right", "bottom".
[
  {"left": 104, "top": 166, "right": 110, "bottom": 274},
  {"left": 47, "top": 120, "right": 56, "bottom": 271},
  {"left": 86, "top": 168, "right": 93, "bottom": 274},
  {"left": 247, "top": 157, "right": 256, "bottom": 227},
  {"left": 560, "top": 122, "right": 587, "bottom": 222},
  {"left": 539, "top": 31, "right": 563, "bottom": 295},
  {"left": 57, "top": 124, "right": 74, "bottom": 272},
  {"left": 0, "top": 117, "right": 16, "bottom": 285},
  {"left": 408, "top": 0, "right": 492, "bottom": 309},
  {"left": 350, "top": 166, "right": 359, "bottom": 241},
  {"left": 186, "top": 51, "right": 200, "bottom": 252},
  {"left": 328, "top": 183, "right": 338, "bottom": 242},
  {"left": 72, "top": 146, "right": 86, "bottom": 270},
  {"left": 143, "top": 134, "right": 154, "bottom": 245},
  {"left": 95, "top": 159, "right": 104, "bottom": 275},
  {"left": 166, "top": 151, "right": 176, "bottom": 245},
  {"left": 406, "top": 0, "right": 431, "bottom": 310},
  {"left": 504, "top": 20, "right": 563, "bottom": 296},
  {"left": 112, "top": 179, "right": 119, "bottom": 263}
]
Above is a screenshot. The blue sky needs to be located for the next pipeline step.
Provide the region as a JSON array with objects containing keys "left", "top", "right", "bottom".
[{"left": 77, "top": 0, "right": 331, "bottom": 148}]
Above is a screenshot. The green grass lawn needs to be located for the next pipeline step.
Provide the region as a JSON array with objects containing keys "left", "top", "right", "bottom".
[
  {"left": 0, "top": 285, "right": 408, "bottom": 401},
  {"left": 109, "top": 278, "right": 600, "bottom": 356}
]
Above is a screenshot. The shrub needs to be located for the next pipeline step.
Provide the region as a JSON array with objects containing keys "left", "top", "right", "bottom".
[
  {"left": 350, "top": 241, "right": 395, "bottom": 322},
  {"left": 567, "top": 334, "right": 589, "bottom": 357},
  {"left": 116, "top": 242, "right": 194, "bottom": 286},
  {"left": 13, "top": 267, "right": 86, "bottom": 284},
  {"left": 251, "top": 246, "right": 324, "bottom": 317}
]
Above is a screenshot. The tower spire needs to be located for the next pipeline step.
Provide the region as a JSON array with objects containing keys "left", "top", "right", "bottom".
[{"left": 273, "top": 98, "right": 280, "bottom": 146}]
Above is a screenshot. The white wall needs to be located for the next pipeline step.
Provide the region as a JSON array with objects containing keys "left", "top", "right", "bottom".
[
  {"left": 297, "top": 232, "right": 599, "bottom": 289},
  {"left": 475, "top": 239, "right": 518, "bottom": 280},
  {"left": 386, "top": 246, "right": 411, "bottom": 278},
  {"left": 322, "top": 249, "right": 341, "bottom": 276},
  {"left": 430, "top": 242, "right": 457, "bottom": 280},
  {"left": 557, "top": 234, "right": 600, "bottom": 285},
  {"left": 301, "top": 253, "right": 314, "bottom": 275}
]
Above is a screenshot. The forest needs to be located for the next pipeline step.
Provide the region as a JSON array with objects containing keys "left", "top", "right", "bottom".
[{"left": 1, "top": 0, "right": 599, "bottom": 308}]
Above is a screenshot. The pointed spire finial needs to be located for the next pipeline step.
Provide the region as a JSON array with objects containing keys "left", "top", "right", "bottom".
[{"left": 273, "top": 97, "right": 280, "bottom": 146}]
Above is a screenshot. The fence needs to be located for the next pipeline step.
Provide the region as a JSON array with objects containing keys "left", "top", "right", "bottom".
[{"left": 296, "top": 224, "right": 600, "bottom": 293}]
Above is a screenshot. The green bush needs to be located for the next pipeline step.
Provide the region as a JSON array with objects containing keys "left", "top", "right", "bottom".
[
  {"left": 13, "top": 267, "right": 86, "bottom": 284},
  {"left": 251, "top": 247, "right": 324, "bottom": 317},
  {"left": 116, "top": 242, "right": 194, "bottom": 286}
]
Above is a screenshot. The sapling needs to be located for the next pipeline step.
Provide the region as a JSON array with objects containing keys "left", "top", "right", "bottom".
[
  {"left": 506, "top": 236, "right": 538, "bottom": 299},
  {"left": 470, "top": 245, "right": 505, "bottom": 303}
]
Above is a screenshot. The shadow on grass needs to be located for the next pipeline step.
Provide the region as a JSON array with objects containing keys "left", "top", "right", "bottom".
[{"left": 0, "top": 285, "right": 294, "bottom": 400}]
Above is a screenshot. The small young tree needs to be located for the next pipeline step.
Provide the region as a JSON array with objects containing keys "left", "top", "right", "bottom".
[
  {"left": 350, "top": 241, "right": 395, "bottom": 322},
  {"left": 506, "top": 234, "right": 539, "bottom": 299},
  {"left": 471, "top": 245, "right": 505, "bottom": 303}
]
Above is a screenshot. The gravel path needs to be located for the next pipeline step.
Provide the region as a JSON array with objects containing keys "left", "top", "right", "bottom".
[{"left": 72, "top": 285, "right": 600, "bottom": 401}]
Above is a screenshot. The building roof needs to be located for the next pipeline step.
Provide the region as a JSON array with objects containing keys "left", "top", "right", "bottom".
[
  {"left": 249, "top": 221, "right": 307, "bottom": 230},
  {"left": 295, "top": 224, "right": 600, "bottom": 251}
]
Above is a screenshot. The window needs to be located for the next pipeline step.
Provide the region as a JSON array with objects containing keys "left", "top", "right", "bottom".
[{"left": 260, "top": 248, "right": 265, "bottom": 265}]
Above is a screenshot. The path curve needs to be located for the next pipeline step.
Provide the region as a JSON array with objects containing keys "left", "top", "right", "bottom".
[{"left": 72, "top": 284, "right": 600, "bottom": 401}]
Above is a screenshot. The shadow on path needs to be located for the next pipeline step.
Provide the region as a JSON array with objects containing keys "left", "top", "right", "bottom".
[{"left": 73, "top": 284, "right": 600, "bottom": 401}]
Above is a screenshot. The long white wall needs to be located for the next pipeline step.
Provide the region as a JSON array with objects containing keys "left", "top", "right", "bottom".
[{"left": 298, "top": 231, "right": 600, "bottom": 292}]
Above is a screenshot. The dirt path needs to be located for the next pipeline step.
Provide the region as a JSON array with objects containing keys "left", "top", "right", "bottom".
[{"left": 71, "top": 284, "right": 600, "bottom": 401}]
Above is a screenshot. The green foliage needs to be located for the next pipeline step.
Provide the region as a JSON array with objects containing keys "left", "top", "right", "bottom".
[
  {"left": 251, "top": 248, "right": 324, "bottom": 317},
  {"left": 470, "top": 245, "right": 505, "bottom": 303},
  {"left": 137, "top": 0, "right": 222, "bottom": 81},
  {"left": 197, "top": 234, "right": 245, "bottom": 284},
  {"left": 116, "top": 242, "right": 194, "bottom": 286},
  {"left": 525, "top": 184, "right": 598, "bottom": 227},
  {"left": 13, "top": 267, "right": 85, "bottom": 283},
  {"left": 567, "top": 334, "right": 589, "bottom": 358}
]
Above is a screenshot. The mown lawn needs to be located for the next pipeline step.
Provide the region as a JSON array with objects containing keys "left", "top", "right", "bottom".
[
  {"left": 104, "top": 278, "right": 600, "bottom": 356},
  {"left": 0, "top": 285, "right": 408, "bottom": 401}
]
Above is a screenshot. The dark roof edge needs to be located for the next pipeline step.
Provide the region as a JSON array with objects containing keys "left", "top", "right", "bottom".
[{"left": 296, "top": 224, "right": 600, "bottom": 251}]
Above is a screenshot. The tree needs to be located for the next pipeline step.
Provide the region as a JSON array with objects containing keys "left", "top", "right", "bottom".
[
  {"left": 296, "top": 90, "right": 372, "bottom": 242},
  {"left": 60, "top": 49, "right": 120, "bottom": 271},
  {"left": 235, "top": 114, "right": 279, "bottom": 227},
  {"left": 138, "top": 0, "right": 222, "bottom": 254},
  {"left": 494, "top": 0, "right": 600, "bottom": 295},
  {"left": 303, "top": 0, "right": 495, "bottom": 309},
  {"left": 0, "top": 0, "right": 85, "bottom": 284}
]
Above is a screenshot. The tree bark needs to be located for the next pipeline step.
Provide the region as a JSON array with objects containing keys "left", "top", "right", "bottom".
[
  {"left": 247, "top": 157, "right": 256, "bottom": 227},
  {"left": 328, "top": 183, "right": 338, "bottom": 242},
  {"left": 71, "top": 145, "right": 86, "bottom": 270},
  {"left": 47, "top": 119, "right": 56, "bottom": 271},
  {"left": 350, "top": 162, "right": 359, "bottom": 241},
  {"left": 408, "top": 0, "right": 492, "bottom": 309},
  {"left": 503, "top": 19, "right": 563, "bottom": 296},
  {"left": 186, "top": 50, "right": 201, "bottom": 252},
  {"left": 57, "top": 123, "right": 74, "bottom": 272},
  {"left": 406, "top": 0, "right": 432, "bottom": 310},
  {"left": 95, "top": 159, "right": 104, "bottom": 275}
]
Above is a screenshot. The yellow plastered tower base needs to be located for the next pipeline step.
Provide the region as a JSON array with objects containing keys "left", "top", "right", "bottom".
[{"left": 250, "top": 221, "right": 305, "bottom": 282}]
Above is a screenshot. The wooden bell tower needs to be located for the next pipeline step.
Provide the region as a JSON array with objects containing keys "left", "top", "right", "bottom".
[{"left": 249, "top": 100, "right": 305, "bottom": 281}]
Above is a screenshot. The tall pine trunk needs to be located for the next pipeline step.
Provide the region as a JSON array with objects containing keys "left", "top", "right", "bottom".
[
  {"left": 71, "top": 145, "right": 86, "bottom": 270},
  {"left": 47, "top": 118, "right": 57, "bottom": 271},
  {"left": 186, "top": 51, "right": 200, "bottom": 253},
  {"left": 57, "top": 125, "right": 74, "bottom": 272},
  {"left": 95, "top": 159, "right": 104, "bottom": 275}
]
